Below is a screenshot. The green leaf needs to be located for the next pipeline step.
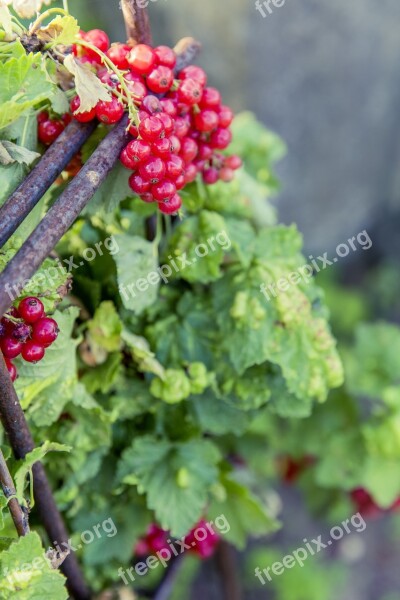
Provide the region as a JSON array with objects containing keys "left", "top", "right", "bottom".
[
  {"left": 114, "top": 234, "right": 159, "bottom": 315},
  {"left": 0, "top": 532, "right": 68, "bottom": 599},
  {"left": 150, "top": 369, "right": 191, "bottom": 404},
  {"left": 64, "top": 55, "right": 111, "bottom": 113},
  {"left": 117, "top": 436, "right": 221, "bottom": 536},
  {"left": 87, "top": 301, "right": 122, "bottom": 353},
  {"left": 14, "top": 442, "right": 71, "bottom": 505},
  {"left": 36, "top": 15, "right": 80, "bottom": 48},
  {"left": 0, "top": 141, "right": 39, "bottom": 166},
  {"left": 0, "top": 53, "right": 55, "bottom": 130},
  {"left": 209, "top": 474, "right": 279, "bottom": 549},
  {"left": 121, "top": 330, "right": 165, "bottom": 378}
]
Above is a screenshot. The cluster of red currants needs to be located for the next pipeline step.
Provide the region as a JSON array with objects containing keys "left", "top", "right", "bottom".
[
  {"left": 135, "top": 520, "right": 220, "bottom": 560},
  {"left": 0, "top": 297, "right": 59, "bottom": 381},
  {"left": 37, "top": 29, "right": 242, "bottom": 214}
]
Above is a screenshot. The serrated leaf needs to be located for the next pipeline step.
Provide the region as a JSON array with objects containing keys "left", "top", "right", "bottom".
[
  {"left": 117, "top": 436, "right": 220, "bottom": 536},
  {"left": 0, "top": 140, "right": 39, "bottom": 165},
  {"left": 64, "top": 55, "right": 111, "bottom": 113},
  {"left": 36, "top": 15, "right": 80, "bottom": 48}
]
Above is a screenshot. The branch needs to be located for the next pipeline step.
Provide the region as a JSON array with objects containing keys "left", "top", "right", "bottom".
[
  {"left": 121, "top": 0, "right": 152, "bottom": 45},
  {"left": 215, "top": 541, "right": 242, "bottom": 600},
  {"left": 174, "top": 37, "right": 202, "bottom": 72},
  {"left": 0, "top": 355, "right": 91, "bottom": 600},
  {"left": 0, "top": 120, "right": 96, "bottom": 249},
  {"left": 0, "top": 448, "right": 29, "bottom": 537}
]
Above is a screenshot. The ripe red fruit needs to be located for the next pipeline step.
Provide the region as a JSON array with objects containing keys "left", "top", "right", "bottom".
[
  {"left": 5, "top": 359, "right": 17, "bottom": 382},
  {"left": 127, "top": 44, "right": 156, "bottom": 75},
  {"left": 224, "top": 155, "right": 242, "bottom": 170},
  {"left": 21, "top": 341, "right": 45, "bottom": 363},
  {"left": 151, "top": 137, "right": 172, "bottom": 159},
  {"left": 120, "top": 147, "right": 138, "bottom": 170},
  {"left": 70, "top": 96, "right": 97, "bottom": 123},
  {"left": 129, "top": 173, "right": 151, "bottom": 194},
  {"left": 158, "top": 193, "right": 182, "bottom": 214},
  {"left": 186, "top": 520, "right": 220, "bottom": 559},
  {"left": 151, "top": 180, "right": 176, "bottom": 202},
  {"left": 218, "top": 105, "right": 234, "bottom": 128},
  {"left": 180, "top": 137, "right": 198, "bottom": 163},
  {"left": 157, "top": 113, "right": 174, "bottom": 136},
  {"left": 139, "top": 157, "right": 166, "bottom": 183},
  {"left": 175, "top": 174, "right": 185, "bottom": 190},
  {"left": 96, "top": 97, "right": 124, "bottom": 124},
  {"left": 154, "top": 45, "right": 177, "bottom": 69},
  {"left": 159, "top": 98, "right": 177, "bottom": 116},
  {"left": 106, "top": 43, "right": 130, "bottom": 69},
  {"left": 165, "top": 155, "right": 185, "bottom": 179},
  {"left": 32, "top": 318, "right": 59, "bottom": 347},
  {"left": 209, "top": 127, "right": 232, "bottom": 149},
  {"left": 197, "top": 143, "right": 213, "bottom": 160},
  {"left": 124, "top": 79, "right": 147, "bottom": 103},
  {"left": 1, "top": 337, "right": 23, "bottom": 359},
  {"left": 178, "top": 78, "right": 203, "bottom": 105},
  {"left": 174, "top": 116, "right": 190, "bottom": 139},
  {"left": 194, "top": 110, "right": 219, "bottom": 133},
  {"left": 37, "top": 111, "right": 49, "bottom": 124},
  {"left": 168, "top": 135, "right": 181, "bottom": 155},
  {"left": 219, "top": 167, "right": 234, "bottom": 182},
  {"left": 142, "top": 95, "right": 162, "bottom": 114},
  {"left": 139, "top": 116, "right": 164, "bottom": 142},
  {"left": 202, "top": 167, "right": 219, "bottom": 184},
  {"left": 125, "top": 139, "right": 152, "bottom": 164},
  {"left": 83, "top": 29, "right": 110, "bottom": 62},
  {"left": 146, "top": 66, "right": 174, "bottom": 94},
  {"left": 184, "top": 163, "right": 198, "bottom": 184},
  {"left": 18, "top": 297, "right": 44, "bottom": 324},
  {"left": 38, "top": 120, "right": 64, "bottom": 145},
  {"left": 140, "top": 192, "right": 155, "bottom": 203},
  {"left": 178, "top": 65, "right": 207, "bottom": 87},
  {"left": 200, "top": 87, "right": 222, "bottom": 109}
]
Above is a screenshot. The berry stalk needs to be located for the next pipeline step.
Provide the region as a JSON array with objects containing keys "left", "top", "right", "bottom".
[{"left": 0, "top": 448, "right": 30, "bottom": 537}]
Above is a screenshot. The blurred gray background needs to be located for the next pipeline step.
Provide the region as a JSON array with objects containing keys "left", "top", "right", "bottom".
[{"left": 70, "top": 0, "right": 400, "bottom": 255}]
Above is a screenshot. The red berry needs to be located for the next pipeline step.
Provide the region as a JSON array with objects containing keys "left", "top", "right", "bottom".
[
  {"left": 158, "top": 193, "right": 182, "bottom": 214},
  {"left": 178, "top": 79, "right": 203, "bottom": 106},
  {"left": 178, "top": 65, "right": 207, "bottom": 87},
  {"left": 128, "top": 123, "right": 139, "bottom": 137},
  {"left": 210, "top": 127, "right": 232, "bottom": 150},
  {"left": 174, "top": 116, "right": 190, "bottom": 139},
  {"left": 18, "top": 297, "right": 44, "bottom": 324},
  {"left": 70, "top": 96, "right": 97, "bottom": 123},
  {"left": 165, "top": 155, "right": 185, "bottom": 179},
  {"left": 140, "top": 192, "right": 155, "bottom": 203},
  {"left": 218, "top": 105, "right": 234, "bottom": 128},
  {"left": 184, "top": 163, "right": 198, "bottom": 184},
  {"left": 224, "top": 155, "right": 242, "bottom": 170},
  {"left": 38, "top": 120, "right": 64, "bottom": 146},
  {"left": 21, "top": 341, "right": 45, "bottom": 363},
  {"left": 180, "top": 137, "right": 198, "bottom": 163},
  {"left": 126, "top": 139, "right": 152, "bottom": 164},
  {"left": 197, "top": 143, "right": 213, "bottom": 160},
  {"left": 127, "top": 44, "right": 156, "bottom": 75},
  {"left": 139, "top": 157, "right": 166, "bottom": 183},
  {"left": 84, "top": 29, "right": 110, "bottom": 62},
  {"left": 202, "top": 167, "right": 219, "bottom": 184},
  {"left": 152, "top": 137, "right": 172, "bottom": 159},
  {"left": 194, "top": 110, "right": 219, "bottom": 133},
  {"left": 129, "top": 173, "right": 151, "bottom": 194},
  {"left": 175, "top": 174, "right": 185, "bottom": 190},
  {"left": 1, "top": 337, "right": 23, "bottom": 359},
  {"left": 168, "top": 135, "right": 181, "bottom": 155},
  {"left": 152, "top": 180, "right": 176, "bottom": 202},
  {"left": 12, "top": 323, "right": 31, "bottom": 343},
  {"left": 147, "top": 66, "right": 174, "bottom": 94},
  {"left": 124, "top": 79, "right": 147, "bottom": 103},
  {"left": 200, "top": 87, "right": 222, "bottom": 109},
  {"left": 157, "top": 113, "right": 174, "bottom": 136},
  {"left": 5, "top": 359, "right": 17, "bottom": 382},
  {"left": 120, "top": 147, "right": 138, "bottom": 170},
  {"left": 96, "top": 97, "right": 125, "bottom": 124},
  {"left": 219, "top": 167, "right": 235, "bottom": 182},
  {"left": 32, "top": 318, "right": 59, "bottom": 347},
  {"left": 159, "top": 98, "right": 177, "bottom": 116},
  {"left": 139, "top": 116, "right": 164, "bottom": 142},
  {"left": 99, "top": 70, "right": 120, "bottom": 89},
  {"left": 154, "top": 45, "right": 177, "bottom": 68},
  {"left": 106, "top": 43, "right": 130, "bottom": 69},
  {"left": 37, "top": 111, "right": 49, "bottom": 124},
  {"left": 142, "top": 95, "right": 162, "bottom": 115}
]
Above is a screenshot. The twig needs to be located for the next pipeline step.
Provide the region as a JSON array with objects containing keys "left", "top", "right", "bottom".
[
  {"left": 174, "top": 38, "right": 202, "bottom": 72},
  {"left": 0, "top": 448, "right": 30, "bottom": 537},
  {"left": 121, "top": 0, "right": 152, "bottom": 45},
  {"left": 0, "top": 120, "right": 96, "bottom": 249},
  {"left": 215, "top": 541, "right": 242, "bottom": 600},
  {"left": 0, "top": 355, "right": 91, "bottom": 599}
]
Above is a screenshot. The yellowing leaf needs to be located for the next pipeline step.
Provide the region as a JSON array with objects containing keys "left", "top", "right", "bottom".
[
  {"left": 36, "top": 15, "right": 80, "bottom": 48},
  {"left": 0, "top": 6, "right": 13, "bottom": 39},
  {"left": 63, "top": 55, "right": 111, "bottom": 113}
]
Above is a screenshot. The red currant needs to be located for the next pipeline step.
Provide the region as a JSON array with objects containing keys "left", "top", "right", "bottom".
[
  {"left": 202, "top": 167, "right": 219, "bottom": 184},
  {"left": 218, "top": 105, "right": 234, "bottom": 128},
  {"left": 160, "top": 98, "right": 177, "bottom": 116},
  {"left": 154, "top": 46, "right": 177, "bottom": 69},
  {"left": 152, "top": 137, "right": 172, "bottom": 159},
  {"left": 5, "top": 359, "right": 17, "bottom": 382},
  {"left": 70, "top": 96, "right": 97, "bottom": 123},
  {"left": 139, "top": 157, "right": 166, "bottom": 183},
  {"left": 174, "top": 116, "right": 190, "bottom": 139},
  {"left": 168, "top": 135, "right": 181, "bottom": 155},
  {"left": 200, "top": 87, "right": 222, "bottom": 109},
  {"left": 38, "top": 120, "right": 64, "bottom": 146},
  {"left": 37, "top": 111, "right": 49, "bottom": 124},
  {"left": 178, "top": 65, "right": 207, "bottom": 87},
  {"left": 129, "top": 173, "right": 151, "bottom": 194},
  {"left": 106, "top": 43, "right": 130, "bottom": 69},
  {"left": 126, "top": 139, "right": 152, "bottom": 164},
  {"left": 11, "top": 323, "right": 31, "bottom": 343},
  {"left": 219, "top": 167, "right": 235, "bottom": 182},
  {"left": 158, "top": 193, "right": 182, "bottom": 214},
  {"left": 142, "top": 96, "right": 162, "bottom": 114},
  {"left": 194, "top": 110, "right": 219, "bottom": 132},
  {"left": 120, "top": 147, "right": 138, "bottom": 170},
  {"left": 209, "top": 127, "right": 232, "bottom": 149},
  {"left": 127, "top": 44, "right": 156, "bottom": 75},
  {"left": 157, "top": 113, "right": 174, "bottom": 136},
  {"left": 18, "top": 297, "right": 44, "bottom": 324},
  {"left": 21, "top": 341, "right": 45, "bottom": 363},
  {"left": 96, "top": 97, "right": 125, "bottom": 124},
  {"left": 146, "top": 66, "right": 174, "bottom": 94},
  {"left": 184, "top": 163, "right": 198, "bottom": 184},
  {"left": 32, "top": 318, "right": 59, "bottom": 347},
  {"left": 180, "top": 137, "right": 198, "bottom": 163},
  {"left": 152, "top": 180, "right": 176, "bottom": 202},
  {"left": 224, "top": 155, "right": 242, "bottom": 170},
  {"left": 178, "top": 79, "right": 203, "bottom": 105},
  {"left": 197, "top": 143, "right": 213, "bottom": 160},
  {"left": 83, "top": 29, "right": 110, "bottom": 62},
  {"left": 139, "top": 116, "right": 164, "bottom": 142},
  {"left": 140, "top": 192, "right": 155, "bottom": 203},
  {"left": 1, "top": 337, "right": 23, "bottom": 359},
  {"left": 165, "top": 155, "right": 185, "bottom": 179}
]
